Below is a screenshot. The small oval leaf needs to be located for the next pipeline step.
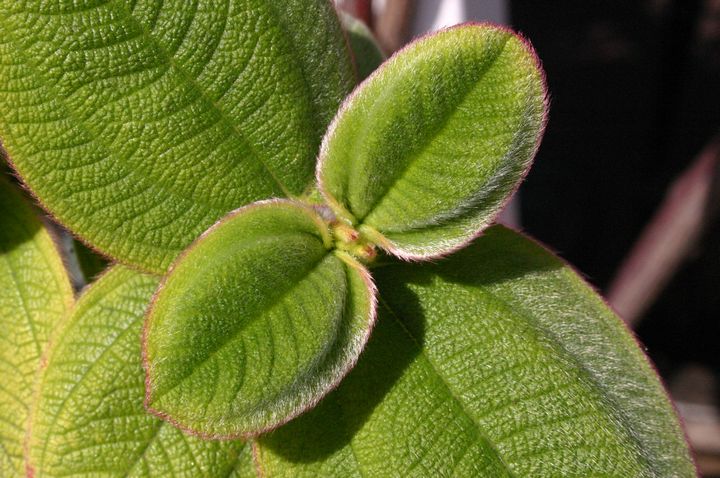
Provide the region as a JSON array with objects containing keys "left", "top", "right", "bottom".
[
  {"left": 319, "top": 24, "right": 548, "bottom": 259},
  {"left": 144, "top": 200, "right": 376, "bottom": 437},
  {"left": 0, "top": 176, "right": 73, "bottom": 476},
  {"left": 27, "top": 266, "right": 253, "bottom": 477},
  {"left": 0, "top": 0, "right": 354, "bottom": 273},
  {"left": 256, "top": 226, "right": 694, "bottom": 477}
]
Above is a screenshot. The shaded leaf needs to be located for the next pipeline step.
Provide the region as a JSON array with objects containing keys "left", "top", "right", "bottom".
[
  {"left": 144, "top": 200, "right": 376, "bottom": 437},
  {"left": 0, "top": 0, "right": 354, "bottom": 273},
  {"left": 319, "top": 24, "right": 547, "bottom": 259},
  {"left": 256, "top": 226, "right": 694, "bottom": 477},
  {"left": 340, "top": 12, "right": 386, "bottom": 81},
  {"left": 26, "top": 266, "right": 254, "bottom": 477},
  {"left": 73, "top": 238, "right": 109, "bottom": 283},
  {"left": 0, "top": 176, "right": 73, "bottom": 476}
]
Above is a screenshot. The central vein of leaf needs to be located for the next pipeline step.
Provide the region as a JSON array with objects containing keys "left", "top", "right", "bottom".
[{"left": 115, "top": 2, "right": 294, "bottom": 198}]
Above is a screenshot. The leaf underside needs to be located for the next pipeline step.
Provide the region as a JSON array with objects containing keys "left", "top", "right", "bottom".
[
  {"left": 319, "top": 24, "right": 547, "bottom": 259},
  {"left": 144, "top": 200, "right": 376, "bottom": 438},
  {"left": 27, "top": 266, "right": 254, "bottom": 477},
  {"left": 0, "top": 0, "right": 354, "bottom": 273},
  {"left": 255, "top": 226, "right": 694, "bottom": 477},
  {"left": 0, "top": 176, "right": 73, "bottom": 477}
]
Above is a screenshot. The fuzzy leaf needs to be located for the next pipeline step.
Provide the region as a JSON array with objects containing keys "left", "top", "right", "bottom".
[
  {"left": 256, "top": 226, "right": 695, "bottom": 477},
  {"left": 144, "top": 200, "right": 376, "bottom": 437},
  {"left": 0, "top": 0, "right": 354, "bottom": 273},
  {"left": 26, "top": 266, "right": 255, "bottom": 477},
  {"left": 340, "top": 12, "right": 386, "bottom": 81},
  {"left": 319, "top": 24, "right": 547, "bottom": 259},
  {"left": 0, "top": 176, "right": 73, "bottom": 476}
]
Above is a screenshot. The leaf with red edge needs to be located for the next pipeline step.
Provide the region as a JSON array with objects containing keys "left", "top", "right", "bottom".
[
  {"left": 318, "top": 23, "right": 548, "bottom": 260},
  {"left": 143, "top": 200, "right": 376, "bottom": 438},
  {"left": 0, "top": 176, "right": 73, "bottom": 476}
]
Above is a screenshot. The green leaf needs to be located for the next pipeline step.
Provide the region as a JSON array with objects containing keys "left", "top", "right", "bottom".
[
  {"left": 27, "top": 266, "right": 255, "bottom": 477},
  {"left": 227, "top": 448, "right": 259, "bottom": 478},
  {"left": 340, "top": 12, "right": 386, "bottom": 81},
  {"left": 144, "top": 200, "right": 376, "bottom": 437},
  {"left": 256, "top": 226, "right": 695, "bottom": 477},
  {"left": 0, "top": 0, "right": 354, "bottom": 273},
  {"left": 0, "top": 176, "right": 73, "bottom": 476},
  {"left": 318, "top": 24, "right": 548, "bottom": 259}
]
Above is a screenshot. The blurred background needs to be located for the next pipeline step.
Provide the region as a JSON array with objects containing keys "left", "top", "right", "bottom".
[{"left": 335, "top": 0, "right": 720, "bottom": 475}]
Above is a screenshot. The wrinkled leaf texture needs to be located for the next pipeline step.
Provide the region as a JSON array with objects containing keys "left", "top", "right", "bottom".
[
  {"left": 256, "top": 226, "right": 695, "bottom": 477},
  {"left": 0, "top": 176, "right": 73, "bottom": 476},
  {"left": 0, "top": 0, "right": 354, "bottom": 273},
  {"left": 15, "top": 227, "right": 694, "bottom": 477},
  {"left": 0, "top": 6, "right": 694, "bottom": 477},
  {"left": 27, "top": 266, "right": 256, "bottom": 477}
]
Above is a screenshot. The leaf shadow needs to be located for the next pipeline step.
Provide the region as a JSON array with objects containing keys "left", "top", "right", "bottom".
[
  {"left": 259, "top": 273, "right": 427, "bottom": 463},
  {"left": 0, "top": 212, "right": 41, "bottom": 255},
  {"left": 429, "top": 237, "right": 563, "bottom": 289},
  {"left": 259, "top": 229, "right": 562, "bottom": 465},
  {"left": 0, "top": 176, "right": 43, "bottom": 256},
  {"left": 260, "top": 227, "right": 563, "bottom": 464}
]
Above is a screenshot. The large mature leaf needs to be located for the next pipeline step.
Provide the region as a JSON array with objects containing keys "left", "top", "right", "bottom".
[
  {"left": 27, "top": 266, "right": 255, "bottom": 477},
  {"left": 0, "top": 176, "right": 73, "bottom": 476},
  {"left": 0, "top": 0, "right": 354, "bottom": 273},
  {"left": 256, "top": 226, "right": 695, "bottom": 477},
  {"left": 144, "top": 200, "right": 376, "bottom": 438},
  {"left": 319, "top": 24, "right": 547, "bottom": 260}
]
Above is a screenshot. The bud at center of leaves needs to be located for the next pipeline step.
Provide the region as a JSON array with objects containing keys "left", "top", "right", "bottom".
[{"left": 331, "top": 221, "right": 378, "bottom": 263}]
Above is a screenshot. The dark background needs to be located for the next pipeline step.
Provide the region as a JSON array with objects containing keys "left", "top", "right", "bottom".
[{"left": 512, "top": 0, "right": 720, "bottom": 386}]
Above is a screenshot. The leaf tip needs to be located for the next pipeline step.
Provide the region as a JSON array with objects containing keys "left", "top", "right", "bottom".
[{"left": 447, "top": 21, "right": 551, "bottom": 168}]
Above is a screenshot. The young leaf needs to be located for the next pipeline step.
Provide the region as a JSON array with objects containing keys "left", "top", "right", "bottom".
[
  {"left": 255, "top": 226, "right": 695, "bottom": 477},
  {"left": 0, "top": 0, "right": 354, "bottom": 273},
  {"left": 340, "top": 12, "right": 386, "bottom": 81},
  {"left": 0, "top": 176, "right": 73, "bottom": 476},
  {"left": 319, "top": 24, "right": 548, "bottom": 260},
  {"left": 144, "top": 200, "right": 376, "bottom": 438},
  {"left": 26, "top": 266, "right": 254, "bottom": 477}
]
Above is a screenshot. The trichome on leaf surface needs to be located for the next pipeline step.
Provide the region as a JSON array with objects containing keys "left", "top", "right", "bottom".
[{"left": 0, "top": 1, "right": 696, "bottom": 477}]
